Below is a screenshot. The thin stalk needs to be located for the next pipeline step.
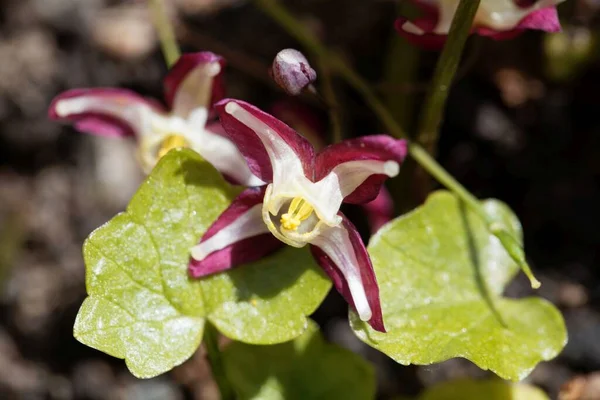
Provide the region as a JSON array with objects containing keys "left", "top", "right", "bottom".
[
  {"left": 253, "top": 0, "right": 540, "bottom": 288},
  {"left": 149, "top": 0, "right": 181, "bottom": 67},
  {"left": 416, "top": 0, "right": 480, "bottom": 156},
  {"left": 204, "top": 323, "right": 235, "bottom": 400},
  {"left": 318, "top": 57, "right": 343, "bottom": 143},
  {"left": 413, "top": 0, "right": 480, "bottom": 198}
]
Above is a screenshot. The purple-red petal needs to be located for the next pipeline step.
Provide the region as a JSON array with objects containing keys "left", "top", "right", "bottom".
[
  {"left": 163, "top": 52, "right": 226, "bottom": 113},
  {"left": 310, "top": 214, "right": 385, "bottom": 332},
  {"left": 215, "top": 99, "right": 316, "bottom": 183},
  {"left": 315, "top": 135, "right": 407, "bottom": 204},
  {"left": 515, "top": 7, "right": 561, "bottom": 33},
  {"left": 48, "top": 88, "right": 164, "bottom": 138},
  {"left": 189, "top": 187, "right": 281, "bottom": 278}
]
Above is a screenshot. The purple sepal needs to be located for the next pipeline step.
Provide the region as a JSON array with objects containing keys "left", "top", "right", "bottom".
[
  {"left": 189, "top": 234, "right": 281, "bottom": 278},
  {"left": 48, "top": 88, "right": 164, "bottom": 138},
  {"left": 189, "top": 187, "right": 281, "bottom": 278},
  {"left": 315, "top": 135, "right": 407, "bottom": 204},
  {"left": 310, "top": 214, "right": 385, "bottom": 332},
  {"left": 163, "top": 52, "right": 226, "bottom": 112},
  {"left": 215, "top": 99, "right": 316, "bottom": 183},
  {"left": 516, "top": 7, "right": 561, "bottom": 33},
  {"left": 395, "top": 2, "right": 561, "bottom": 50}
]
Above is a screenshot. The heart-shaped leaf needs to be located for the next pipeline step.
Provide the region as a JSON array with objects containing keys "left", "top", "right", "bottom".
[
  {"left": 74, "top": 149, "right": 331, "bottom": 378},
  {"left": 351, "top": 191, "right": 566, "bottom": 381},
  {"left": 419, "top": 379, "right": 549, "bottom": 400},
  {"left": 223, "top": 320, "right": 376, "bottom": 400}
]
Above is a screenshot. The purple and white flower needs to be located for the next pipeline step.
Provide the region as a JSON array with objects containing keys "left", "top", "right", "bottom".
[
  {"left": 49, "top": 52, "right": 262, "bottom": 186},
  {"left": 396, "top": 0, "right": 564, "bottom": 49},
  {"left": 189, "top": 99, "right": 408, "bottom": 332}
]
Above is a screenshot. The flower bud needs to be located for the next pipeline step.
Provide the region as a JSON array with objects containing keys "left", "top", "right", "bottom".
[{"left": 271, "top": 49, "right": 317, "bottom": 96}]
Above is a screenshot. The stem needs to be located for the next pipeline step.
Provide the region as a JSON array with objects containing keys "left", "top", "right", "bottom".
[
  {"left": 383, "top": 2, "right": 421, "bottom": 133},
  {"left": 204, "top": 323, "right": 235, "bottom": 400},
  {"left": 149, "top": 0, "right": 181, "bottom": 67},
  {"left": 253, "top": 0, "right": 540, "bottom": 288},
  {"left": 416, "top": 0, "right": 480, "bottom": 156},
  {"left": 318, "top": 58, "right": 343, "bottom": 143}
]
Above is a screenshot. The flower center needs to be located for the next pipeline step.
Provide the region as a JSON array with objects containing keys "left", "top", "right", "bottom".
[
  {"left": 157, "top": 134, "right": 189, "bottom": 159},
  {"left": 280, "top": 197, "right": 315, "bottom": 231}
]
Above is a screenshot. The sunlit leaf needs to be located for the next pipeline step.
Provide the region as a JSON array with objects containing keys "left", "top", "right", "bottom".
[
  {"left": 74, "top": 149, "right": 331, "bottom": 377},
  {"left": 351, "top": 191, "right": 567, "bottom": 381},
  {"left": 223, "top": 320, "right": 376, "bottom": 400}
]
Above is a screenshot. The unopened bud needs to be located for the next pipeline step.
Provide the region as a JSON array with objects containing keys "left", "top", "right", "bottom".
[{"left": 271, "top": 49, "right": 317, "bottom": 96}]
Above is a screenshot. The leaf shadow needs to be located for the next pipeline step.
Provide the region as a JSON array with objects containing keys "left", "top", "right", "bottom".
[
  {"left": 458, "top": 201, "right": 507, "bottom": 328},
  {"left": 175, "top": 158, "right": 241, "bottom": 192},
  {"left": 227, "top": 247, "right": 315, "bottom": 302}
]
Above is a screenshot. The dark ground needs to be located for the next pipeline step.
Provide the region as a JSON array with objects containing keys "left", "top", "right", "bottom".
[{"left": 0, "top": 0, "right": 599, "bottom": 399}]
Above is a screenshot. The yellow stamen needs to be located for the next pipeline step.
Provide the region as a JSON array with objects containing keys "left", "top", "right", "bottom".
[
  {"left": 280, "top": 197, "right": 314, "bottom": 231},
  {"left": 157, "top": 134, "right": 188, "bottom": 159}
]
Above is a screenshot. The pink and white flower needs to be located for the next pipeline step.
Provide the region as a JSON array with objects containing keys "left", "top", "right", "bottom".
[
  {"left": 271, "top": 99, "right": 396, "bottom": 234},
  {"left": 49, "top": 52, "right": 262, "bottom": 186},
  {"left": 189, "top": 99, "right": 408, "bottom": 332},
  {"left": 396, "top": 0, "right": 564, "bottom": 49}
]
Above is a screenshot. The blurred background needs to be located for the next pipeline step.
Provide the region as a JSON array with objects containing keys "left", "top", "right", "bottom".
[{"left": 0, "top": 0, "right": 599, "bottom": 398}]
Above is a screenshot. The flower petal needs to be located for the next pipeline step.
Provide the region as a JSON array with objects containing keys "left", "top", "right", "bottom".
[
  {"left": 215, "top": 99, "right": 315, "bottom": 183},
  {"left": 163, "top": 52, "right": 226, "bottom": 120},
  {"left": 194, "top": 122, "right": 264, "bottom": 187},
  {"left": 49, "top": 88, "right": 165, "bottom": 138},
  {"left": 315, "top": 135, "right": 407, "bottom": 204},
  {"left": 395, "top": 17, "right": 447, "bottom": 50},
  {"left": 396, "top": 1, "right": 563, "bottom": 49},
  {"left": 515, "top": 7, "right": 561, "bottom": 33},
  {"left": 189, "top": 187, "right": 279, "bottom": 278},
  {"left": 394, "top": 0, "right": 447, "bottom": 50},
  {"left": 310, "top": 214, "right": 385, "bottom": 332}
]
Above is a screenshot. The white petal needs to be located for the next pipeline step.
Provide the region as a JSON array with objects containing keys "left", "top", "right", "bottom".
[
  {"left": 310, "top": 225, "right": 372, "bottom": 322},
  {"left": 433, "top": 0, "right": 565, "bottom": 34},
  {"left": 330, "top": 159, "right": 399, "bottom": 198},
  {"left": 190, "top": 204, "right": 267, "bottom": 261},
  {"left": 402, "top": 21, "right": 425, "bottom": 35},
  {"left": 172, "top": 62, "right": 221, "bottom": 119},
  {"left": 295, "top": 159, "right": 399, "bottom": 226},
  {"left": 189, "top": 127, "right": 265, "bottom": 187},
  {"left": 224, "top": 102, "right": 305, "bottom": 186},
  {"left": 54, "top": 95, "right": 155, "bottom": 135}
]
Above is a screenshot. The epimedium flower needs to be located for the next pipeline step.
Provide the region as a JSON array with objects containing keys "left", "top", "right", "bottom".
[
  {"left": 189, "top": 99, "right": 407, "bottom": 332},
  {"left": 396, "top": 0, "right": 565, "bottom": 49},
  {"left": 48, "top": 52, "right": 262, "bottom": 186},
  {"left": 271, "top": 99, "right": 395, "bottom": 234}
]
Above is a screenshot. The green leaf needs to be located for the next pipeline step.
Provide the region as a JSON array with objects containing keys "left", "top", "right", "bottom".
[
  {"left": 351, "top": 191, "right": 567, "bottom": 381},
  {"left": 74, "top": 149, "right": 331, "bottom": 378},
  {"left": 419, "top": 379, "right": 549, "bottom": 400},
  {"left": 223, "top": 320, "right": 376, "bottom": 400},
  {"left": 203, "top": 246, "right": 331, "bottom": 344}
]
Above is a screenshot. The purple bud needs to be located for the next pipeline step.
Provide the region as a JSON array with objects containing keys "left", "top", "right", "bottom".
[{"left": 271, "top": 49, "right": 317, "bottom": 96}]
